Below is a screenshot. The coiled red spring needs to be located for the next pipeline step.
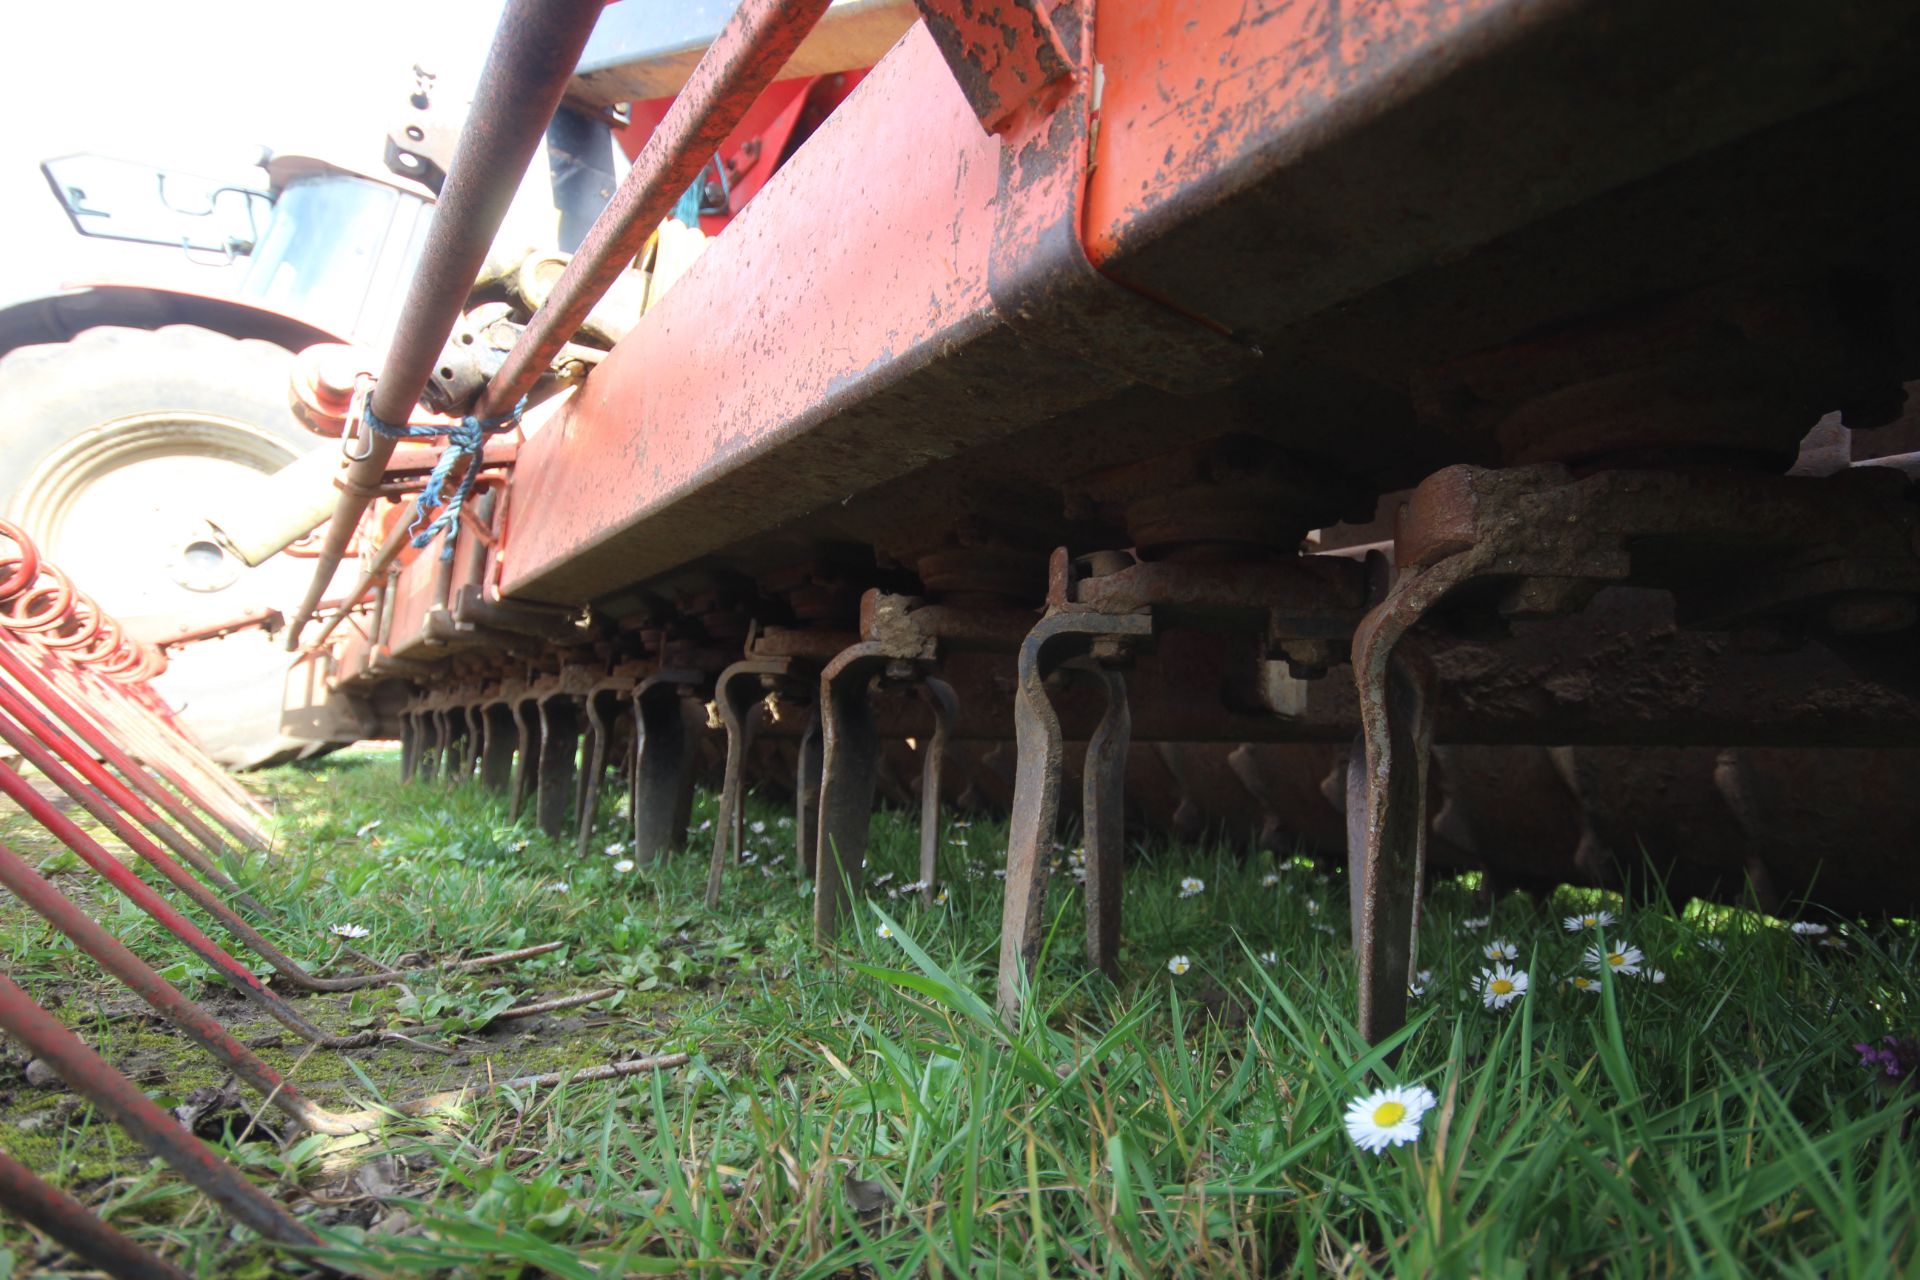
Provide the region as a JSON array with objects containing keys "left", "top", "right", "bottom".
[{"left": 0, "top": 519, "right": 165, "bottom": 685}]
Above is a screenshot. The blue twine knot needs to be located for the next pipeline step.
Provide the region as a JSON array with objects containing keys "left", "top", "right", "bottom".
[{"left": 362, "top": 397, "right": 526, "bottom": 560}]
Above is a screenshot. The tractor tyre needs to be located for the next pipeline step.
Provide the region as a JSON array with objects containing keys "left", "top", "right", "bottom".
[{"left": 0, "top": 324, "right": 329, "bottom": 769}]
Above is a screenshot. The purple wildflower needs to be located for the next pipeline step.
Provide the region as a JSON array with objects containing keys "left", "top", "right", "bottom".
[{"left": 1853, "top": 1035, "right": 1920, "bottom": 1084}]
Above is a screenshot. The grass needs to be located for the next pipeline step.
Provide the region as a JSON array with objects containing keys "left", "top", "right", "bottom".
[{"left": 1, "top": 745, "right": 1916, "bottom": 1277}]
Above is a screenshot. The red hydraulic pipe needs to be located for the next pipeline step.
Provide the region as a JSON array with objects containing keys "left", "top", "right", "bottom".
[
  {"left": 479, "top": 0, "right": 836, "bottom": 417},
  {"left": 287, "top": 0, "right": 607, "bottom": 646},
  {"left": 0, "top": 975, "right": 322, "bottom": 1248},
  {"left": 0, "top": 1149, "right": 191, "bottom": 1280}
]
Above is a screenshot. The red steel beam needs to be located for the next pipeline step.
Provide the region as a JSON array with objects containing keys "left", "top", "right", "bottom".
[{"left": 493, "top": 0, "right": 1918, "bottom": 608}]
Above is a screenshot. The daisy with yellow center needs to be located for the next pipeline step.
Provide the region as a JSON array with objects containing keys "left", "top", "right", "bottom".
[
  {"left": 875, "top": 923, "right": 893, "bottom": 940},
  {"left": 1474, "top": 963, "right": 1529, "bottom": 1009},
  {"left": 1583, "top": 941, "right": 1643, "bottom": 977},
  {"left": 1343, "top": 1083, "right": 1437, "bottom": 1154},
  {"left": 1562, "top": 909, "right": 1617, "bottom": 933},
  {"left": 1179, "top": 876, "right": 1206, "bottom": 898},
  {"left": 1567, "top": 974, "right": 1601, "bottom": 994},
  {"left": 1167, "top": 955, "right": 1191, "bottom": 976},
  {"left": 1483, "top": 938, "right": 1517, "bottom": 962}
]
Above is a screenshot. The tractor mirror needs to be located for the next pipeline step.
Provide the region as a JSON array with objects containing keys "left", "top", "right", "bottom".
[{"left": 40, "top": 153, "right": 273, "bottom": 263}]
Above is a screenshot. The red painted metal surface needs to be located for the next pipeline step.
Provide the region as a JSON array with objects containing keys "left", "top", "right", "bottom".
[{"left": 501, "top": 25, "right": 1006, "bottom": 602}]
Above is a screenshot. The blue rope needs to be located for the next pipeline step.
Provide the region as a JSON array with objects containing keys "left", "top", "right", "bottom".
[{"left": 363, "top": 397, "right": 525, "bottom": 560}]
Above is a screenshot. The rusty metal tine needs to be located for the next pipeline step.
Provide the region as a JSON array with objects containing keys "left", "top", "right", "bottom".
[
  {"left": 399, "top": 709, "right": 421, "bottom": 781},
  {"left": 0, "top": 643, "right": 262, "bottom": 855},
  {"left": 509, "top": 696, "right": 539, "bottom": 821},
  {"left": 0, "top": 761, "right": 387, "bottom": 1048},
  {"left": 795, "top": 707, "right": 823, "bottom": 880},
  {"left": 0, "top": 840, "right": 366, "bottom": 1136},
  {"left": 996, "top": 611, "right": 1151, "bottom": 1022},
  {"left": 480, "top": 703, "right": 516, "bottom": 791},
  {"left": 417, "top": 706, "right": 443, "bottom": 781},
  {"left": 0, "top": 680, "right": 268, "bottom": 914},
  {"left": 918, "top": 678, "right": 958, "bottom": 900},
  {"left": 534, "top": 695, "right": 579, "bottom": 839},
  {"left": 574, "top": 690, "right": 614, "bottom": 857},
  {"left": 1082, "top": 669, "right": 1131, "bottom": 980},
  {"left": 465, "top": 703, "right": 485, "bottom": 778},
  {"left": 0, "top": 724, "right": 401, "bottom": 993},
  {"left": 997, "top": 627, "right": 1070, "bottom": 1023},
  {"left": 0, "top": 975, "right": 324, "bottom": 1247},
  {"left": 632, "top": 674, "right": 694, "bottom": 865},
  {"left": 708, "top": 660, "right": 785, "bottom": 907},
  {"left": 0, "top": 1147, "right": 193, "bottom": 1280},
  {"left": 812, "top": 645, "right": 890, "bottom": 941}
]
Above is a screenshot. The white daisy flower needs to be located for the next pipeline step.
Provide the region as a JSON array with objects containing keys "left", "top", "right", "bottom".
[
  {"left": 698, "top": 818, "right": 712, "bottom": 832},
  {"left": 329, "top": 924, "right": 370, "bottom": 940},
  {"left": 777, "top": 816, "right": 793, "bottom": 829},
  {"left": 875, "top": 923, "right": 893, "bottom": 940},
  {"left": 1818, "top": 937, "right": 1846, "bottom": 950},
  {"left": 1482, "top": 939, "right": 1517, "bottom": 962},
  {"left": 355, "top": 820, "right": 382, "bottom": 838},
  {"left": 1344, "top": 1084, "right": 1437, "bottom": 1154},
  {"left": 1646, "top": 969, "right": 1667, "bottom": 983},
  {"left": 1167, "top": 955, "right": 1191, "bottom": 976},
  {"left": 933, "top": 887, "right": 949, "bottom": 905},
  {"left": 507, "top": 838, "right": 528, "bottom": 854},
  {"left": 1178, "top": 876, "right": 1206, "bottom": 899},
  {"left": 992, "top": 868, "right": 1007, "bottom": 879},
  {"left": 1567, "top": 974, "right": 1602, "bottom": 995},
  {"left": 1306, "top": 899, "right": 1322, "bottom": 916},
  {"left": 1789, "top": 921, "right": 1828, "bottom": 936},
  {"left": 1461, "top": 916, "right": 1490, "bottom": 930},
  {"left": 613, "top": 858, "right": 636, "bottom": 873},
  {"left": 544, "top": 881, "right": 569, "bottom": 893},
  {"left": 1562, "top": 910, "right": 1617, "bottom": 933},
  {"left": 872, "top": 872, "right": 894, "bottom": 887},
  {"left": 749, "top": 820, "right": 766, "bottom": 836},
  {"left": 1258, "top": 950, "right": 1278, "bottom": 966},
  {"left": 604, "top": 841, "right": 626, "bottom": 857},
  {"left": 1474, "top": 964, "right": 1529, "bottom": 1010},
  {"left": 1408, "top": 968, "right": 1433, "bottom": 997},
  {"left": 1261, "top": 872, "right": 1281, "bottom": 888},
  {"left": 1583, "top": 942, "right": 1643, "bottom": 977}
]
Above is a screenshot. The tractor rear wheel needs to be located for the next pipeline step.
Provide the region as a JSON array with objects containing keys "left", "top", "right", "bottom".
[{"left": 0, "top": 324, "right": 330, "bottom": 769}]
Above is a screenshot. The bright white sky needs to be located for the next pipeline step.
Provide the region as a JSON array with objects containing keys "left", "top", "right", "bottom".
[{"left": 0, "top": 0, "right": 503, "bottom": 298}]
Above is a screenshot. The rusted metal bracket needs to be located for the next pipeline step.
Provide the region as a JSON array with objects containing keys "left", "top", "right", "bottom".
[{"left": 911, "top": 0, "right": 1074, "bottom": 135}]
